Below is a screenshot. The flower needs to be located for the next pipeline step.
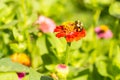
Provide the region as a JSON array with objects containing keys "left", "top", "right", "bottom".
[
  {"left": 10, "top": 53, "right": 31, "bottom": 66},
  {"left": 11, "top": 53, "right": 29, "bottom": 80},
  {"left": 56, "top": 64, "right": 69, "bottom": 76},
  {"left": 17, "top": 72, "right": 25, "bottom": 80},
  {"left": 54, "top": 21, "right": 86, "bottom": 42},
  {"left": 95, "top": 25, "right": 113, "bottom": 39},
  {"left": 36, "top": 16, "right": 56, "bottom": 33},
  {"left": 50, "top": 73, "right": 59, "bottom": 80}
]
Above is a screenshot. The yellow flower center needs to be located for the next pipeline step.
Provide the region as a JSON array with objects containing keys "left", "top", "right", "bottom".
[
  {"left": 62, "top": 22, "right": 75, "bottom": 34},
  {"left": 100, "top": 25, "right": 109, "bottom": 31}
]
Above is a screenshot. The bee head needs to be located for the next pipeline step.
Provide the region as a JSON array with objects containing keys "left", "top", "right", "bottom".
[{"left": 75, "top": 20, "right": 83, "bottom": 31}]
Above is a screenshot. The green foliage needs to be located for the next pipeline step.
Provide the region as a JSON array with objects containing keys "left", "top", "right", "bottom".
[
  {"left": 0, "top": 72, "right": 18, "bottom": 80},
  {"left": 84, "top": 0, "right": 115, "bottom": 9},
  {"left": 109, "top": 2, "right": 120, "bottom": 18},
  {"left": 0, "top": 0, "right": 120, "bottom": 80},
  {"left": 0, "top": 58, "right": 29, "bottom": 72}
]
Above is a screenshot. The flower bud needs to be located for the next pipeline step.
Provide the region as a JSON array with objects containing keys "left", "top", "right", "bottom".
[
  {"left": 17, "top": 72, "right": 26, "bottom": 80},
  {"left": 50, "top": 73, "right": 58, "bottom": 80},
  {"left": 56, "top": 64, "right": 69, "bottom": 79}
]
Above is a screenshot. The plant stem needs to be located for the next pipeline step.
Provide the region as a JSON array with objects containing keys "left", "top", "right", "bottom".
[
  {"left": 114, "top": 19, "right": 120, "bottom": 38},
  {"left": 25, "top": 30, "right": 32, "bottom": 53},
  {"left": 21, "top": 0, "right": 27, "bottom": 27},
  {"left": 93, "top": 9, "right": 102, "bottom": 26},
  {"left": 65, "top": 42, "right": 71, "bottom": 65},
  {"left": 109, "top": 41, "right": 114, "bottom": 59}
]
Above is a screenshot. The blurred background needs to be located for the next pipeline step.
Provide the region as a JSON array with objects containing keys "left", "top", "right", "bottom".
[{"left": 0, "top": 0, "right": 120, "bottom": 80}]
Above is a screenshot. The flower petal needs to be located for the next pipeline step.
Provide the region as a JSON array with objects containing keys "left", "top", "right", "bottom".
[
  {"left": 54, "top": 21, "right": 86, "bottom": 42},
  {"left": 36, "top": 16, "right": 56, "bottom": 33},
  {"left": 56, "top": 32, "right": 66, "bottom": 38},
  {"left": 54, "top": 26, "right": 63, "bottom": 32}
]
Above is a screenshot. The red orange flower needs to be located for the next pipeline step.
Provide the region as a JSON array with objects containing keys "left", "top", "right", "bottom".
[{"left": 54, "top": 21, "right": 86, "bottom": 42}]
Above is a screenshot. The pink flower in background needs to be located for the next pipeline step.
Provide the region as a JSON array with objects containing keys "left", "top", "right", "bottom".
[
  {"left": 17, "top": 72, "right": 25, "bottom": 80},
  {"left": 56, "top": 64, "right": 69, "bottom": 76},
  {"left": 95, "top": 25, "right": 113, "bottom": 39},
  {"left": 36, "top": 16, "right": 56, "bottom": 33}
]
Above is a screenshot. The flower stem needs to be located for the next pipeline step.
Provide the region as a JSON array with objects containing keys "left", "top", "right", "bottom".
[
  {"left": 65, "top": 42, "right": 71, "bottom": 65},
  {"left": 114, "top": 19, "right": 120, "bottom": 38},
  {"left": 93, "top": 9, "right": 102, "bottom": 26},
  {"left": 21, "top": 0, "right": 27, "bottom": 28}
]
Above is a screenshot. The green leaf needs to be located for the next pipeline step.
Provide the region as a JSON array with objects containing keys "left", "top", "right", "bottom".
[
  {"left": 46, "top": 33, "right": 67, "bottom": 53},
  {"left": 0, "top": 52, "right": 4, "bottom": 59},
  {"left": 9, "top": 42, "right": 27, "bottom": 52},
  {"left": 29, "top": 68, "right": 42, "bottom": 80},
  {"left": 0, "top": 2, "right": 6, "bottom": 10},
  {"left": 23, "top": 68, "right": 53, "bottom": 80},
  {"left": 113, "top": 46, "right": 120, "bottom": 69},
  {"left": 40, "top": 76, "right": 53, "bottom": 80},
  {"left": 96, "top": 61, "right": 108, "bottom": 76},
  {"left": 12, "top": 27, "right": 24, "bottom": 42},
  {"left": 69, "top": 66, "right": 89, "bottom": 79},
  {"left": 84, "top": 0, "right": 114, "bottom": 9},
  {"left": 22, "top": 75, "right": 29, "bottom": 80},
  {"left": 45, "top": 64, "right": 56, "bottom": 71},
  {"left": 2, "top": 33, "right": 10, "bottom": 44},
  {"left": 109, "top": 2, "right": 120, "bottom": 18},
  {"left": 0, "top": 5, "right": 13, "bottom": 19},
  {"left": 0, "top": 20, "right": 17, "bottom": 30},
  {"left": 108, "top": 64, "right": 120, "bottom": 78},
  {"left": 31, "top": 45, "right": 43, "bottom": 68},
  {"left": 0, "top": 58, "right": 29, "bottom": 72},
  {"left": 72, "top": 75, "right": 88, "bottom": 80},
  {"left": 97, "top": 0, "right": 115, "bottom": 6},
  {"left": 95, "top": 57, "right": 111, "bottom": 78},
  {"left": 0, "top": 72, "right": 18, "bottom": 80},
  {"left": 37, "top": 35, "right": 48, "bottom": 55},
  {"left": 70, "top": 40, "right": 82, "bottom": 50}
]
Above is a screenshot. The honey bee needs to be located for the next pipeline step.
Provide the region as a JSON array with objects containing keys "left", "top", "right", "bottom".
[{"left": 75, "top": 20, "right": 83, "bottom": 32}]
